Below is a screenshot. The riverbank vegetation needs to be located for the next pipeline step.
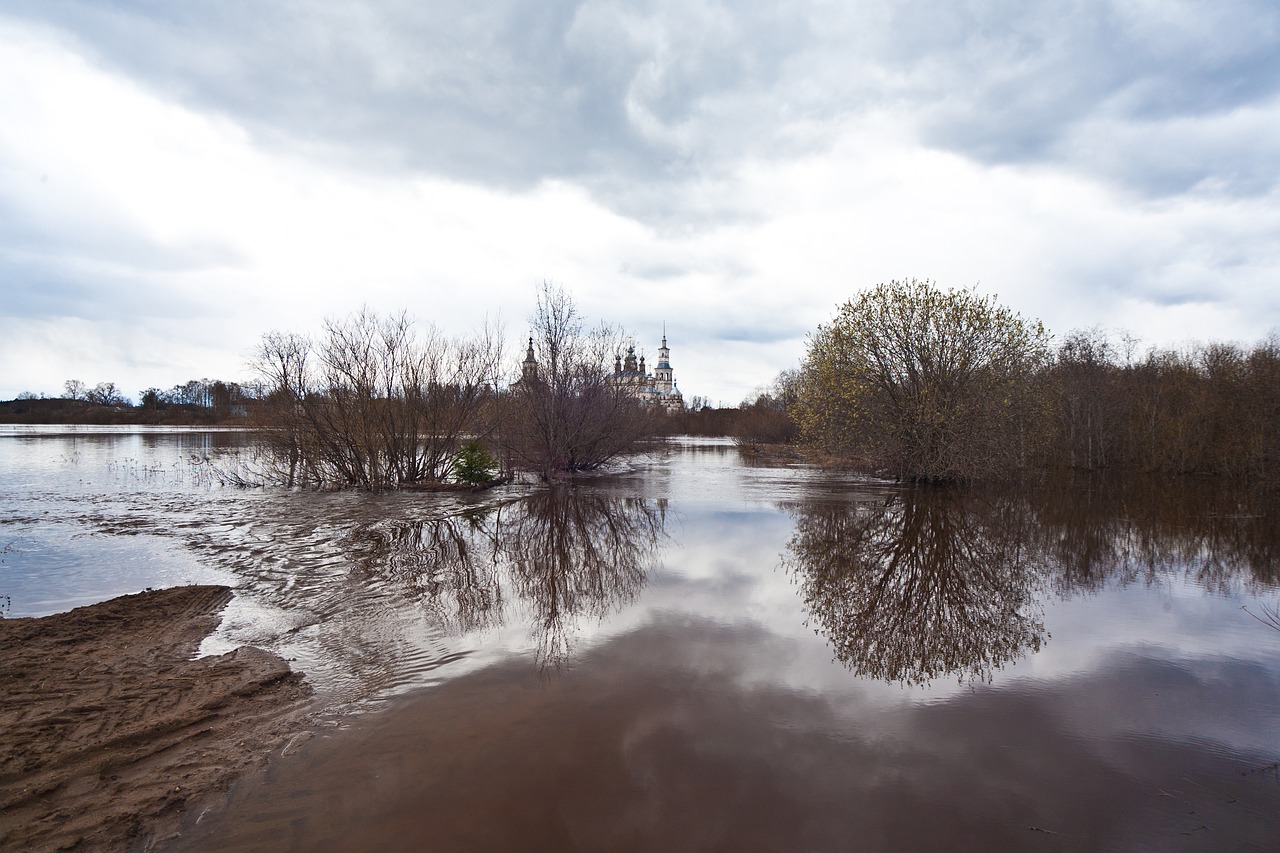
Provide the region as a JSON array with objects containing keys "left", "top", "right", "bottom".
[
  {"left": 251, "top": 309, "right": 505, "bottom": 489},
  {"left": 1044, "top": 328, "right": 1280, "bottom": 477},
  {"left": 770, "top": 279, "right": 1280, "bottom": 482},
  {"left": 496, "top": 283, "right": 657, "bottom": 481},
  {"left": 6, "top": 279, "right": 1278, "bottom": 485},
  {"left": 249, "top": 285, "right": 656, "bottom": 489}
]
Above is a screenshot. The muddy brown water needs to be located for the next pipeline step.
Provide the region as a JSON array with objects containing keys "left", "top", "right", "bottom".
[{"left": 2, "top": 427, "right": 1279, "bottom": 850}]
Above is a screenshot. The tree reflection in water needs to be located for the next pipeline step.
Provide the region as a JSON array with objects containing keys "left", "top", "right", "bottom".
[
  {"left": 503, "top": 490, "right": 664, "bottom": 666},
  {"left": 348, "top": 489, "right": 666, "bottom": 668},
  {"left": 784, "top": 475, "right": 1280, "bottom": 687},
  {"left": 1033, "top": 474, "right": 1280, "bottom": 595},
  {"left": 784, "top": 488, "right": 1046, "bottom": 686}
]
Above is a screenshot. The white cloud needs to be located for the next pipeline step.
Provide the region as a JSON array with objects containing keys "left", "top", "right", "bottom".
[{"left": 2, "top": 5, "right": 1280, "bottom": 405}]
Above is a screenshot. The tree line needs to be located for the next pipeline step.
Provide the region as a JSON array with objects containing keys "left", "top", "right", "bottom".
[
  {"left": 2, "top": 378, "right": 254, "bottom": 425},
  {"left": 9, "top": 278, "right": 1275, "bottom": 484},
  {"left": 1046, "top": 329, "right": 1280, "bottom": 477},
  {"left": 762, "top": 278, "right": 1280, "bottom": 481}
]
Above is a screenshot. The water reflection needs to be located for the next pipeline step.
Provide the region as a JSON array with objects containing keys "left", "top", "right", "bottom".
[
  {"left": 349, "top": 489, "right": 666, "bottom": 668},
  {"left": 1034, "top": 474, "right": 1280, "bottom": 593},
  {"left": 1, "top": 426, "right": 671, "bottom": 705},
  {"left": 785, "top": 489, "right": 1046, "bottom": 686},
  {"left": 784, "top": 475, "right": 1280, "bottom": 686}
]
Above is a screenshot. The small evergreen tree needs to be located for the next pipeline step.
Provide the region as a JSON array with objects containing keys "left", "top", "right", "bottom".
[{"left": 454, "top": 440, "right": 499, "bottom": 486}]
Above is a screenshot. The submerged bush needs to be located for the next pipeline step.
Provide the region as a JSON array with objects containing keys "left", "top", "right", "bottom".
[
  {"left": 795, "top": 279, "right": 1052, "bottom": 481},
  {"left": 253, "top": 309, "right": 504, "bottom": 490}
]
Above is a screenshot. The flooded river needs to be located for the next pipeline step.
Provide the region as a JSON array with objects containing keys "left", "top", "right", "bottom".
[{"left": 2, "top": 426, "right": 1279, "bottom": 850}]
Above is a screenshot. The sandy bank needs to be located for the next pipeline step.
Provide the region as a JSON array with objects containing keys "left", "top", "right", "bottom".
[{"left": 0, "top": 585, "right": 313, "bottom": 852}]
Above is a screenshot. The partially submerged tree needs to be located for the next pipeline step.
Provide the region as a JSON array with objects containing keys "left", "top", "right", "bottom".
[
  {"left": 252, "top": 308, "right": 503, "bottom": 490},
  {"left": 453, "top": 440, "right": 499, "bottom": 486},
  {"left": 795, "top": 279, "right": 1051, "bottom": 480},
  {"left": 1042, "top": 331, "right": 1280, "bottom": 476},
  {"left": 498, "top": 283, "right": 657, "bottom": 479},
  {"left": 733, "top": 369, "right": 802, "bottom": 448}
]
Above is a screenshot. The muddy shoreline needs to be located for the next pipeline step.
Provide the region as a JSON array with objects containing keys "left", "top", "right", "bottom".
[{"left": 0, "top": 585, "right": 313, "bottom": 852}]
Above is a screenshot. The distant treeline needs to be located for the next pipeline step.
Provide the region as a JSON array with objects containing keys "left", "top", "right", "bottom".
[
  {"left": 1, "top": 379, "right": 253, "bottom": 425},
  {"left": 661, "top": 404, "right": 766, "bottom": 438}
]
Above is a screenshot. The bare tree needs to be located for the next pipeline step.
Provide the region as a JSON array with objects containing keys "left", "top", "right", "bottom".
[
  {"left": 85, "top": 382, "right": 129, "bottom": 407},
  {"left": 1046, "top": 328, "right": 1127, "bottom": 470},
  {"left": 498, "top": 283, "right": 657, "bottom": 479},
  {"left": 251, "top": 308, "right": 504, "bottom": 490}
]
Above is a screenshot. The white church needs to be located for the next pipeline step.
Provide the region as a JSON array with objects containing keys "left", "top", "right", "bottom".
[
  {"left": 518, "top": 328, "right": 686, "bottom": 412},
  {"left": 611, "top": 330, "right": 685, "bottom": 412}
]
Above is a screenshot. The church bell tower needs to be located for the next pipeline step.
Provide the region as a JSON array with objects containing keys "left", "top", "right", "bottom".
[{"left": 654, "top": 324, "right": 674, "bottom": 394}]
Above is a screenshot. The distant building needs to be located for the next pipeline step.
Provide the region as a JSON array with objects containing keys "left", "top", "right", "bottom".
[
  {"left": 519, "top": 336, "right": 539, "bottom": 388},
  {"left": 611, "top": 330, "right": 685, "bottom": 412},
  {"left": 516, "top": 329, "right": 686, "bottom": 412}
]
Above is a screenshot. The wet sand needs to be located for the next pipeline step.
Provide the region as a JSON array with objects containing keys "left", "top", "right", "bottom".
[{"left": 0, "top": 586, "right": 313, "bottom": 852}]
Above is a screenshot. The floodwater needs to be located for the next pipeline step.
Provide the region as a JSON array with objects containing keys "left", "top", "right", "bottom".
[{"left": 2, "top": 427, "right": 1279, "bottom": 851}]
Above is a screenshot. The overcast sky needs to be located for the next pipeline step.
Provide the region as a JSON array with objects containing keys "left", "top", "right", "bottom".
[{"left": 2, "top": 1, "right": 1278, "bottom": 406}]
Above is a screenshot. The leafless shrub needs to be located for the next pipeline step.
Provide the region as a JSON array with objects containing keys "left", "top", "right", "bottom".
[
  {"left": 252, "top": 308, "right": 504, "bottom": 490},
  {"left": 497, "top": 283, "right": 658, "bottom": 479}
]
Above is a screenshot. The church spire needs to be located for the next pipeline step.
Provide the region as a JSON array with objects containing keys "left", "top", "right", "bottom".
[
  {"left": 655, "top": 325, "right": 673, "bottom": 393},
  {"left": 521, "top": 335, "right": 537, "bottom": 381}
]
